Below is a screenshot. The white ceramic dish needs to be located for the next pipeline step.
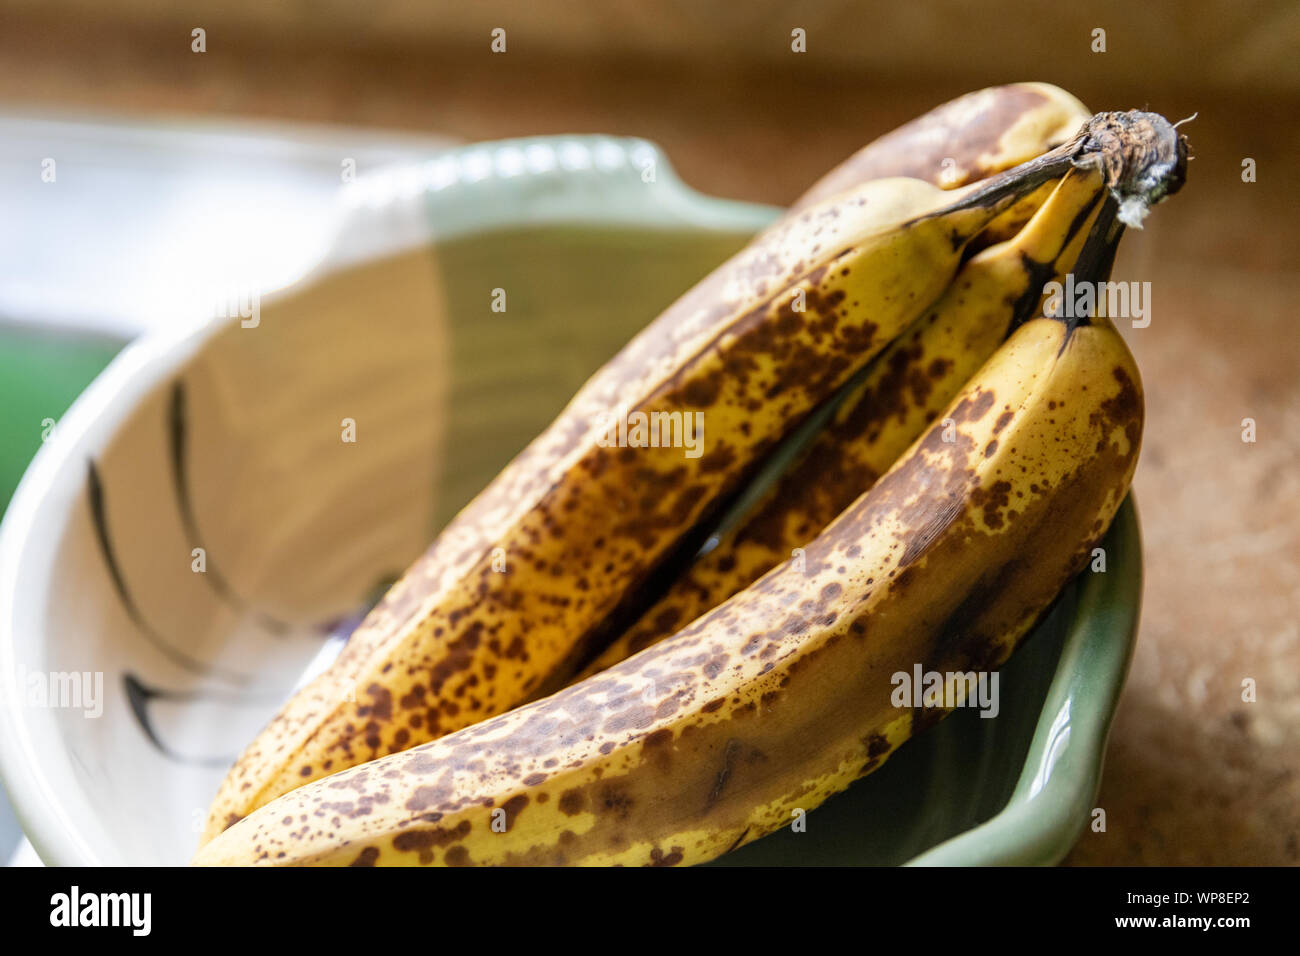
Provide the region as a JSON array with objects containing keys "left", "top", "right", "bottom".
[{"left": 0, "top": 136, "right": 773, "bottom": 865}]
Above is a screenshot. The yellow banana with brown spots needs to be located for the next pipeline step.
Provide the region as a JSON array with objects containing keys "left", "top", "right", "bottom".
[
  {"left": 194, "top": 110, "right": 1188, "bottom": 866},
  {"left": 573, "top": 166, "right": 1108, "bottom": 680},
  {"left": 190, "top": 258, "right": 1146, "bottom": 867},
  {"left": 200, "top": 153, "right": 1070, "bottom": 845},
  {"left": 786, "top": 81, "right": 1091, "bottom": 249},
  {"left": 786, "top": 82, "right": 1091, "bottom": 251},
  {"left": 195, "top": 86, "right": 1088, "bottom": 839},
  {"left": 793, "top": 82, "right": 1088, "bottom": 212}
]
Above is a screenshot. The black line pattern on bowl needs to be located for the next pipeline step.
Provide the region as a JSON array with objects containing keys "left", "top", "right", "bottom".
[
  {"left": 168, "top": 381, "right": 291, "bottom": 635},
  {"left": 122, "top": 673, "right": 276, "bottom": 767},
  {"left": 90, "top": 378, "right": 408, "bottom": 761},
  {"left": 123, "top": 594, "right": 383, "bottom": 764},
  {"left": 87, "top": 459, "right": 249, "bottom": 683}
]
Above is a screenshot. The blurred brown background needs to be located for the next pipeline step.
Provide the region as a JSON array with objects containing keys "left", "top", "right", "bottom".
[{"left": 1, "top": 0, "right": 1296, "bottom": 864}]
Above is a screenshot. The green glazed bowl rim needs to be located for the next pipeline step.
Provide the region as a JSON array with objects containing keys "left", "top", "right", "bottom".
[{"left": 908, "top": 497, "right": 1141, "bottom": 865}]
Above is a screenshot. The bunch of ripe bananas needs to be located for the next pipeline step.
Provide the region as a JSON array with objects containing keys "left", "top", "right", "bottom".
[{"left": 194, "top": 83, "right": 1188, "bottom": 866}]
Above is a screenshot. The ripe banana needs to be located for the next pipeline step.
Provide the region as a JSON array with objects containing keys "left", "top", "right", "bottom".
[
  {"left": 791, "top": 82, "right": 1089, "bottom": 247},
  {"left": 573, "top": 167, "right": 1107, "bottom": 679},
  {"left": 793, "top": 82, "right": 1089, "bottom": 210},
  {"left": 201, "top": 156, "right": 1064, "bottom": 843},
  {"left": 196, "top": 109, "right": 1187, "bottom": 866},
  {"left": 190, "top": 215, "right": 1145, "bottom": 866}
]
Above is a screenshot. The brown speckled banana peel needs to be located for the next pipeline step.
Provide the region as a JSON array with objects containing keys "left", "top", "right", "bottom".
[
  {"left": 793, "top": 82, "right": 1089, "bottom": 212},
  {"left": 194, "top": 83, "right": 1085, "bottom": 843},
  {"left": 200, "top": 163, "right": 1061, "bottom": 844},
  {"left": 575, "top": 167, "right": 1107, "bottom": 679},
  {"left": 792, "top": 81, "right": 1091, "bottom": 248},
  {"left": 192, "top": 292, "right": 1144, "bottom": 867}
]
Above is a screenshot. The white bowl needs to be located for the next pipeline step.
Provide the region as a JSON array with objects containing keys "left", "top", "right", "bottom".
[{"left": 0, "top": 136, "right": 773, "bottom": 865}]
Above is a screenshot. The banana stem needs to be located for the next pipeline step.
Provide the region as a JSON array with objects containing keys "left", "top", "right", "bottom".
[
  {"left": 1051, "top": 197, "right": 1124, "bottom": 336},
  {"left": 939, "top": 110, "right": 1188, "bottom": 228}
]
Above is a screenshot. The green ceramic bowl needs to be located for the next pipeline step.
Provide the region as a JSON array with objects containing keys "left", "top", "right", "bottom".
[{"left": 0, "top": 135, "right": 1140, "bottom": 866}]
